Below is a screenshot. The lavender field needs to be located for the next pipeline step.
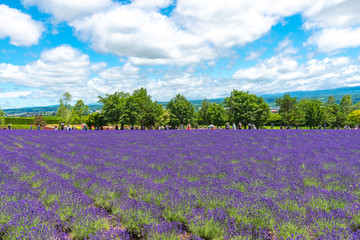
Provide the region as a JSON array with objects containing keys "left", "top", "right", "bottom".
[{"left": 1, "top": 130, "right": 360, "bottom": 240}]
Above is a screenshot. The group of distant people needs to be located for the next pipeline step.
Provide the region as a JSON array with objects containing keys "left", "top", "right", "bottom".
[{"left": 225, "top": 122, "right": 257, "bottom": 130}]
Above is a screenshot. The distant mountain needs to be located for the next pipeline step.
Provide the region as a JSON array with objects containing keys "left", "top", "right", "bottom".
[
  {"left": 3, "top": 86, "right": 360, "bottom": 114},
  {"left": 261, "top": 86, "right": 360, "bottom": 106},
  {"left": 3, "top": 103, "right": 102, "bottom": 115}
]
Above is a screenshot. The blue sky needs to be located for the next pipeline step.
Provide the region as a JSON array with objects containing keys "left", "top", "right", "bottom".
[{"left": 1, "top": 0, "right": 360, "bottom": 108}]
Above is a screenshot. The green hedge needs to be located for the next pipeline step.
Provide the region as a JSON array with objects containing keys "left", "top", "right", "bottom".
[
  {"left": 3, "top": 116, "right": 62, "bottom": 125},
  {"left": 43, "top": 116, "right": 62, "bottom": 124}
]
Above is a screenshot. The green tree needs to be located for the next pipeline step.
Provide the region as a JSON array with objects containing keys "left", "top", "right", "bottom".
[
  {"left": 85, "top": 112, "right": 105, "bottom": 129},
  {"left": 166, "top": 94, "right": 195, "bottom": 128},
  {"left": 348, "top": 110, "right": 360, "bottom": 125},
  {"left": 98, "top": 92, "right": 130, "bottom": 129},
  {"left": 207, "top": 103, "right": 227, "bottom": 127},
  {"left": 125, "top": 88, "right": 162, "bottom": 128},
  {"left": 338, "top": 94, "right": 354, "bottom": 125},
  {"left": 198, "top": 98, "right": 211, "bottom": 125},
  {"left": 292, "top": 103, "right": 306, "bottom": 126},
  {"left": 157, "top": 108, "right": 170, "bottom": 127},
  {"left": 354, "top": 102, "right": 360, "bottom": 110},
  {"left": 324, "top": 96, "right": 341, "bottom": 128},
  {"left": 33, "top": 114, "right": 47, "bottom": 128},
  {"left": 340, "top": 94, "right": 353, "bottom": 115},
  {"left": 275, "top": 93, "right": 299, "bottom": 126},
  {"left": 153, "top": 104, "right": 166, "bottom": 128},
  {"left": 57, "top": 92, "right": 73, "bottom": 124},
  {"left": 266, "top": 112, "right": 282, "bottom": 126},
  {"left": 73, "top": 100, "right": 89, "bottom": 124},
  {"left": 300, "top": 99, "right": 325, "bottom": 128},
  {"left": 224, "top": 90, "right": 269, "bottom": 127},
  {"left": 0, "top": 107, "right": 5, "bottom": 127}
]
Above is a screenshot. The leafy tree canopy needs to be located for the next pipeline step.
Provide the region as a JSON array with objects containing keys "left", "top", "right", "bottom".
[
  {"left": 299, "top": 99, "right": 325, "bottom": 128},
  {"left": 198, "top": 98, "right": 211, "bottom": 125},
  {"left": 98, "top": 91, "right": 130, "bottom": 126},
  {"left": 85, "top": 112, "right": 105, "bottom": 129},
  {"left": 166, "top": 94, "right": 195, "bottom": 128},
  {"left": 225, "top": 90, "right": 269, "bottom": 127},
  {"left": 57, "top": 92, "right": 84, "bottom": 125},
  {"left": 125, "top": 88, "right": 162, "bottom": 127},
  {"left": 207, "top": 103, "right": 227, "bottom": 127},
  {"left": 275, "top": 93, "right": 299, "bottom": 126},
  {"left": 73, "top": 100, "right": 89, "bottom": 124},
  {"left": 348, "top": 110, "right": 360, "bottom": 125}
]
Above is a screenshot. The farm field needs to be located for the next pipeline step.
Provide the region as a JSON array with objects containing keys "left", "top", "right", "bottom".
[{"left": 1, "top": 130, "right": 360, "bottom": 239}]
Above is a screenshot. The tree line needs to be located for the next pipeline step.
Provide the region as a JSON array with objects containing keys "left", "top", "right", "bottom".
[
  {"left": 81, "top": 88, "right": 271, "bottom": 129},
  {"left": 54, "top": 88, "right": 360, "bottom": 129},
  {"left": 273, "top": 94, "right": 360, "bottom": 128},
  {"left": 53, "top": 89, "right": 270, "bottom": 129},
  {"left": 1, "top": 89, "right": 359, "bottom": 129}
]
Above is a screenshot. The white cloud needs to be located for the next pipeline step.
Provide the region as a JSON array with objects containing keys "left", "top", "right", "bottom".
[
  {"left": 100, "top": 63, "right": 140, "bottom": 81},
  {"left": 233, "top": 47, "right": 357, "bottom": 94},
  {"left": 173, "top": 0, "right": 316, "bottom": 48},
  {"left": 71, "top": 3, "right": 214, "bottom": 66},
  {"left": 0, "top": 91, "right": 32, "bottom": 98},
  {"left": 303, "top": 0, "right": 360, "bottom": 29},
  {"left": 19, "top": 0, "right": 360, "bottom": 65},
  {"left": 22, "top": 0, "right": 112, "bottom": 22},
  {"left": 0, "top": 45, "right": 91, "bottom": 89},
  {"left": 306, "top": 27, "right": 360, "bottom": 52},
  {"left": 0, "top": 45, "right": 142, "bottom": 103},
  {"left": 0, "top": 44, "right": 225, "bottom": 102},
  {"left": 303, "top": 0, "right": 360, "bottom": 52},
  {"left": 90, "top": 62, "right": 107, "bottom": 73},
  {"left": 131, "top": 0, "right": 173, "bottom": 10},
  {"left": 145, "top": 73, "right": 222, "bottom": 101},
  {"left": 15, "top": 0, "right": 360, "bottom": 59},
  {"left": 0, "top": 4, "right": 44, "bottom": 46},
  {"left": 245, "top": 48, "right": 266, "bottom": 61},
  {"left": 68, "top": 0, "right": 327, "bottom": 66},
  {"left": 22, "top": 90, "right": 58, "bottom": 99}
]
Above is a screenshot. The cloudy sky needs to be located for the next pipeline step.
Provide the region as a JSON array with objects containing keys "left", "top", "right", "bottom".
[{"left": 1, "top": 0, "right": 360, "bottom": 108}]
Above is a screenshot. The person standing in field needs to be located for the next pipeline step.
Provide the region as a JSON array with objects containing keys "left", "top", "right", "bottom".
[
  {"left": 30, "top": 125, "right": 32, "bottom": 130},
  {"left": 187, "top": 124, "right": 191, "bottom": 130},
  {"left": 238, "top": 122, "right": 242, "bottom": 130},
  {"left": 232, "top": 122, "right": 236, "bottom": 130}
]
